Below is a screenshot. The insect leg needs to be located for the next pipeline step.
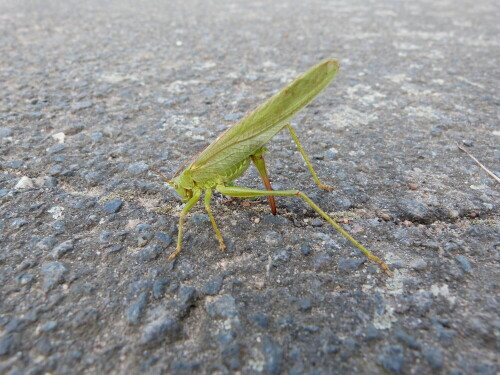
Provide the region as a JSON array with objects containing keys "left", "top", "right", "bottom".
[
  {"left": 286, "top": 124, "right": 333, "bottom": 191},
  {"left": 168, "top": 189, "right": 202, "bottom": 261},
  {"left": 216, "top": 184, "right": 391, "bottom": 274},
  {"left": 250, "top": 153, "right": 277, "bottom": 215},
  {"left": 204, "top": 189, "right": 226, "bottom": 252}
]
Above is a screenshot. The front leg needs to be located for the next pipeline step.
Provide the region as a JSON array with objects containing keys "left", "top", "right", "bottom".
[
  {"left": 204, "top": 189, "right": 226, "bottom": 252},
  {"left": 168, "top": 189, "right": 202, "bottom": 261}
]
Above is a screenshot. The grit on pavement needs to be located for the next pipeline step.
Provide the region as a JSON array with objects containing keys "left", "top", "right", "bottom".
[{"left": 0, "top": 0, "right": 499, "bottom": 374}]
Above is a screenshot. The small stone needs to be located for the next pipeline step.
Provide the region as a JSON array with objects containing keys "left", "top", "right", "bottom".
[
  {"left": 262, "top": 215, "right": 288, "bottom": 226},
  {"left": 221, "top": 342, "right": 241, "bottom": 371},
  {"left": 394, "top": 328, "right": 421, "bottom": 350},
  {"left": 103, "top": 126, "right": 121, "bottom": 138},
  {"left": 380, "top": 212, "right": 392, "bottom": 221},
  {"left": 153, "top": 278, "right": 170, "bottom": 299},
  {"left": 71, "top": 282, "right": 96, "bottom": 297},
  {"left": 46, "top": 144, "right": 66, "bottom": 155},
  {"left": 421, "top": 241, "right": 440, "bottom": 250},
  {"left": 398, "top": 199, "right": 433, "bottom": 224},
  {"left": 422, "top": 345, "right": 443, "bottom": 370},
  {"left": 0, "top": 334, "right": 18, "bottom": 356},
  {"left": 202, "top": 275, "right": 224, "bottom": 295},
  {"left": 41, "top": 321, "right": 58, "bottom": 332},
  {"left": 262, "top": 336, "right": 282, "bottom": 375},
  {"left": 473, "top": 362, "right": 496, "bottom": 375},
  {"left": 51, "top": 154, "right": 66, "bottom": 162},
  {"left": 379, "top": 345, "right": 405, "bottom": 374},
  {"left": 137, "top": 232, "right": 153, "bottom": 247},
  {"left": 455, "top": 255, "right": 472, "bottom": 273},
  {"left": 216, "top": 330, "right": 237, "bottom": 346},
  {"left": 0, "top": 128, "right": 13, "bottom": 138},
  {"left": 103, "top": 198, "right": 123, "bottom": 214},
  {"left": 155, "top": 232, "right": 172, "bottom": 246},
  {"left": 324, "top": 148, "right": 339, "bottom": 160},
  {"left": 27, "top": 111, "right": 43, "bottom": 119},
  {"left": 264, "top": 231, "right": 282, "bottom": 246},
  {"left": 410, "top": 259, "right": 427, "bottom": 271},
  {"left": 430, "top": 126, "right": 444, "bottom": 137},
  {"left": 462, "top": 139, "right": 473, "bottom": 147},
  {"left": 135, "top": 223, "right": 152, "bottom": 232},
  {"left": 36, "top": 237, "right": 57, "bottom": 251},
  {"left": 105, "top": 245, "right": 123, "bottom": 255},
  {"left": 37, "top": 337, "right": 53, "bottom": 356},
  {"left": 15, "top": 176, "right": 34, "bottom": 189},
  {"left": 338, "top": 258, "right": 365, "bottom": 271},
  {"left": 408, "top": 183, "right": 418, "bottom": 190},
  {"left": 126, "top": 292, "right": 149, "bottom": 325},
  {"left": 273, "top": 248, "right": 291, "bottom": 263},
  {"left": 298, "top": 298, "right": 312, "bottom": 312},
  {"left": 364, "top": 324, "right": 380, "bottom": 341},
  {"left": 65, "top": 122, "right": 84, "bottom": 135},
  {"left": 6, "top": 159, "right": 23, "bottom": 169},
  {"left": 72, "top": 101, "right": 93, "bottom": 111},
  {"left": 128, "top": 280, "right": 153, "bottom": 297},
  {"left": 190, "top": 214, "right": 210, "bottom": 226},
  {"left": 128, "top": 162, "right": 149, "bottom": 175},
  {"left": 52, "top": 132, "right": 65, "bottom": 143},
  {"left": 53, "top": 221, "right": 65, "bottom": 232},
  {"left": 48, "top": 165, "right": 62, "bottom": 176},
  {"left": 5, "top": 318, "right": 26, "bottom": 333},
  {"left": 91, "top": 131, "right": 103, "bottom": 142},
  {"left": 11, "top": 218, "right": 28, "bottom": 229},
  {"left": 178, "top": 286, "right": 198, "bottom": 310},
  {"left": 84, "top": 171, "right": 102, "bottom": 186},
  {"left": 139, "top": 245, "right": 162, "bottom": 262},
  {"left": 72, "top": 308, "right": 100, "bottom": 329},
  {"left": 299, "top": 243, "right": 311, "bottom": 256},
  {"left": 50, "top": 240, "right": 74, "bottom": 259},
  {"left": 17, "top": 274, "right": 34, "bottom": 285},
  {"left": 249, "top": 314, "right": 269, "bottom": 328},
  {"left": 44, "top": 177, "right": 58, "bottom": 188},
  {"left": 205, "top": 294, "right": 238, "bottom": 319},
  {"left": 224, "top": 113, "right": 244, "bottom": 121},
  {"left": 310, "top": 218, "right": 323, "bottom": 227},
  {"left": 313, "top": 252, "right": 332, "bottom": 271},
  {"left": 141, "top": 315, "right": 182, "bottom": 346},
  {"left": 99, "top": 231, "right": 113, "bottom": 243},
  {"left": 171, "top": 361, "right": 201, "bottom": 374},
  {"left": 41, "top": 262, "right": 68, "bottom": 290}
]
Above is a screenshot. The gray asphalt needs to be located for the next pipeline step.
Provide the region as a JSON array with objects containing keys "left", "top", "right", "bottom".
[{"left": 1, "top": 0, "right": 499, "bottom": 374}]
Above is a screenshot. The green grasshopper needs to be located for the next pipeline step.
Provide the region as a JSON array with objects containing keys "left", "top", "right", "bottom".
[{"left": 152, "top": 59, "right": 390, "bottom": 273}]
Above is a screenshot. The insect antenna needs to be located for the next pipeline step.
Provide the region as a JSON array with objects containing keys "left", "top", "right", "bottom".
[
  {"left": 149, "top": 168, "right": 174, "bottom": 186},
  {"left": 172, "top": 157, "right": 192, "bottom": 178}
]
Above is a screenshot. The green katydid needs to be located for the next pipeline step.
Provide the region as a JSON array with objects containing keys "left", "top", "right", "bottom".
[{"left": 152, "top": 59, "right": 391, "bottom": 273}]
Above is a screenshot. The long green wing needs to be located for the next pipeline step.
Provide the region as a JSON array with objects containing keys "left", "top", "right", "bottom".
[{"left": 190, "top": 59, "right": 339, "bottom": 183}]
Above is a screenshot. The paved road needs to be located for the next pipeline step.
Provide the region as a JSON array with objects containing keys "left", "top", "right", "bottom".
[{"left": 1, "top": 0, "right": 498, "bottom": 374}]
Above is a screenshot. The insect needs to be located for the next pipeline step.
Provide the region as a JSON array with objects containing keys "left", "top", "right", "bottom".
[{"left": 152, "top": 59, "right": 390, "bottom": 273}]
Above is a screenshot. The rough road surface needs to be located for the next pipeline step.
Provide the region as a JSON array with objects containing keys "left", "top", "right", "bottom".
[{"left": 1, "top": 0, "right": 499, "bottom": 374}]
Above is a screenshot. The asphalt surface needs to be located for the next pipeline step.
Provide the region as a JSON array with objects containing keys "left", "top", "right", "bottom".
[{"left": 1, "top": 0, "right": 499, "bottom": 374}]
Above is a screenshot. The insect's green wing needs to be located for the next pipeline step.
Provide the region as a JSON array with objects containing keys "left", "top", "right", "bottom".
[{"left": 189, "top": 59, "right": 339, "bottom": 184}]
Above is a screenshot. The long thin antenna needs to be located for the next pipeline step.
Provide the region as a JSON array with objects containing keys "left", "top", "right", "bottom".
[
  {"left": 456, "top": 142, "right": 500, "bottom": 184},
  {"left": 172, "top": 158, "right": 191, "bottom": 179},
  {"left": 149, "top": 168, "right": 173, "bottom": 185}
]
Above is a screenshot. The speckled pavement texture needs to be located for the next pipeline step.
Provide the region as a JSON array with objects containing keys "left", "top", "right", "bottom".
[{"left": 1, "top": 0, "right": 499, "bottom": 374}]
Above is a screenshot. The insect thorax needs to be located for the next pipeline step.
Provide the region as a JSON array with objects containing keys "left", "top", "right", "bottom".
[{"left": 196, "top": 157, "right": 251, "bottom": 189}]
